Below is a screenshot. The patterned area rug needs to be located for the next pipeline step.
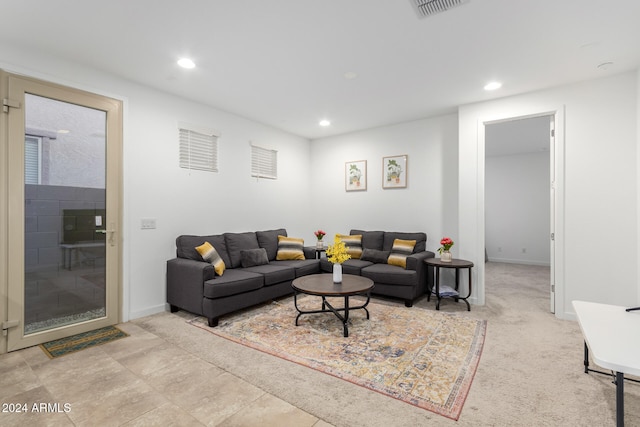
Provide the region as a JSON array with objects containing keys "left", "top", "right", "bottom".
[
  {"left": 188, "top": 297, "right": 486, "bottom": 420},
  {"left": 40, "top": 325, "right": 129, "bottom": 358}
]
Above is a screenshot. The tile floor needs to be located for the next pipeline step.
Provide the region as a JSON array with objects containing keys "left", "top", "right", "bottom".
[{"left": 0, "top": 319, "right": 332, "bottom": 427}]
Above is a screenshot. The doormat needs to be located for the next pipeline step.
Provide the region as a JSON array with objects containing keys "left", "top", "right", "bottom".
[
  {"left": 39, "top": 325, "right": 129, "bottom": 358},
  {"left": 188, "top": 297, "right": 486, "bottom": 421}
]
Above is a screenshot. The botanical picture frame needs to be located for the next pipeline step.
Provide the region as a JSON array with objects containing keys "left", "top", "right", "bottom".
[
  {"left": 382, "top": 155, "right": 408, "bottom": 189},
  {"left": 345, "top": 160, "right": 367, "bottom": 191}
]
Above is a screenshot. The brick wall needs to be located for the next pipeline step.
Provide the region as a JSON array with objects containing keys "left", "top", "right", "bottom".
[{"left": 25, "top": 184, "right": 105, "bottom": 271}]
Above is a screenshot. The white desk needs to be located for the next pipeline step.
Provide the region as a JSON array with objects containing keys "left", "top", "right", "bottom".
[{"left": 573, "top": 300, "right": 640, "bottom": 427}]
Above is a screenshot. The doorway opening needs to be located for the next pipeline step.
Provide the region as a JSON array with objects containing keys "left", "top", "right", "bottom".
[{"left": 484, "top": 114, "right": 555, "bottom": 312}]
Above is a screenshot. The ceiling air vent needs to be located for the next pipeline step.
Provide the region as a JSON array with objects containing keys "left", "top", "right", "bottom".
[{"left": 411, "top": 0, "right": 469, "bottom": 18}]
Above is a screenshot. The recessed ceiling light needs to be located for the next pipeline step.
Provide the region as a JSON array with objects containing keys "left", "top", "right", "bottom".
[
  {"left": 319, "top": 119, "right": 331, "bottom": 127},
  {"left": 484, "top": 81, "right": 502, "bottom": 91},
  {"left": 344, "top": 71, "right": 358, "bottom": 80},
  {"left": 177, "top": 58, "right": 196, "bottom": 69},
  {"left": 57, "top": 129, "right": 70, "bottom": 134}
]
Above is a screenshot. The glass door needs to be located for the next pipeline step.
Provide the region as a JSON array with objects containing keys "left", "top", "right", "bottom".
[{"left": 4, "top": 73, "right": 122, "bottom": 351}]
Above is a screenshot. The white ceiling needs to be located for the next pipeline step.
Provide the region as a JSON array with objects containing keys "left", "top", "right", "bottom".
[{"left": 1, "top": 0, "right": 639, "bottom": 140}]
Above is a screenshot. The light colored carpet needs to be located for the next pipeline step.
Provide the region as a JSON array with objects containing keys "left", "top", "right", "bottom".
[
  {"left": 188, "top": 295, "right": 486, "bottom": 420},
  {"left": 133, "top": 262, "right": 640, "bottom": 426}
]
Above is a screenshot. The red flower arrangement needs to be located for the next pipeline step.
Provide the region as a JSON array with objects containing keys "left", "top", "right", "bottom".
[
  {"left": 314, "top": 229, "right": 326, "bottom": 240},
  {"left": 438, "top": 237, "right": 454, "bottom": 254}
]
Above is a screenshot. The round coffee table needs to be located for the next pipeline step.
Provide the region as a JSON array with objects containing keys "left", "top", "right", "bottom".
[{"left": 291, "top": 274, "right": 374, "bottom": 337}]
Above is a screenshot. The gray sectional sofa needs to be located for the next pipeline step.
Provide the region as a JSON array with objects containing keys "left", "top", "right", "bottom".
[{"left": 166, "top": 228, "right": 435, "bottom": 327}]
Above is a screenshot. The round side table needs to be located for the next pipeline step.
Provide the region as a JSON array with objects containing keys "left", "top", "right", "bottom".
[{"left": 424, "top": 258, "right": 474, "bottom": 311}]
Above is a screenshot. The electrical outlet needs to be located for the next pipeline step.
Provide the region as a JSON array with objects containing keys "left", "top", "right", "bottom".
[
  {"left": 521, "top": 248, "right": 526, "bottom": 253},
  {"left": 141, "top": 218, "right": 156, "bottom": 229},
  {"left": 497, "top": 247, "right": 502, "bottom": 252}
]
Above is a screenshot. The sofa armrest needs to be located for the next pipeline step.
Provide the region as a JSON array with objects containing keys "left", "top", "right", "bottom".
[
  {"left": 406, "top": 250, "right": 435, "bottom": 269},
  {"left": 166, "top": 258, "right": 215, "bottom": 315},
  {"left": 406, "top": 251, "right": 436, "bottom": 293}
]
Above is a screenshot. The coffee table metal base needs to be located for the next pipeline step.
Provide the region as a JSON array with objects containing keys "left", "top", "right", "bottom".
[{"left": 293, "top": 292, "right": 371, "bottom": 337}]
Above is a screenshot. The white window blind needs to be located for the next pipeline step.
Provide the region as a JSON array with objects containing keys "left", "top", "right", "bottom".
[
  {"left": 179, "top": 127, "right": 219, "bottom": 172},
  {"left": 25, "top": 136, "right": 41, "bottom": 184},
  {"left": 251, "top": 143, "right": 277, "bottom": 179}
]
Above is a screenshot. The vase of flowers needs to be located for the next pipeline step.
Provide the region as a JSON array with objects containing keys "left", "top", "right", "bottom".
[
  {"left": 438, "top": 237, "right": 454, "bottom": 262},
  {"left": 326, "top": 235, "right": 351, "bottom": 283},
  {"left": 314, "top": 229, "right": 326, "bottom": 249}
]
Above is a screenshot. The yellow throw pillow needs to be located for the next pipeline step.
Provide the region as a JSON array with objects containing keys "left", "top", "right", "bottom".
[
  {"left": 276, "top": 236, "right": 305, "bottom": 260},
  {"left": 387, "top": 239, "right": 416, "bottom": 269},
  {"left": 195, "top": 241, "right": 226, "bottom": 276},
  {"left": 337, "top": 234, "right": 363, "bottom": 259}
]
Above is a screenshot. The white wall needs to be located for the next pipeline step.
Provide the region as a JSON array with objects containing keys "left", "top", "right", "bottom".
[
  {"left": 125, "top": 88, "right": 312, "bottom": 319},
  {"left": 459, "top": 71, "right": 638, "bottom": 318},
  {"left": 485, "top": 151, "right": 550, "bottom": 265},
  {"left": 309, "top": 114, "right": 459, "bottom": 254},
  {"left": 1, "top": 43, "right": 313, "bottom": 321}
]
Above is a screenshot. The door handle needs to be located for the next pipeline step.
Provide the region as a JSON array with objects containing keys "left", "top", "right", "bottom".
[{"left": 95, "top": 228, "right": 116, "bottom": 246}]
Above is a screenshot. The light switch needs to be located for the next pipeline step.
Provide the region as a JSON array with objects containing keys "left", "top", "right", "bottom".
[
  {"left": 95, "top": 215, "right": 103, "bottom": 226},
  {"left": 141, "top": 218, "right": 157, "bottom": 229}
]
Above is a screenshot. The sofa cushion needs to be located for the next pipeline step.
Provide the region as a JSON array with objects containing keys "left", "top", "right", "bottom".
[
  {"left": 225, "top": 232, "right": 260, "bottom": 268},
  {"left": 195, "top": 241, "right": 226, "bottom": 276},
  {"left": 242, "top": 264, "right": 295, "bottom": 286},
  {"left": 387, "top": 239, "right": 416, "bottom": 268},
  {"left": 361, "top": 263, "right": 417, "bottom": 287},
  {"left": 276, "top": 236, "right": 305, "bottom": 260},
  {"left": 383, "top": 232, "right": 426, "bottom": 253},
  {"left": 176, "top": 234, "right": 231, "bottom": 267},
  {"left": 337, "top": 233, "right": 363, "bottom": 259},
  {"left": 350, "top": 230, "right": 384, "bottom": 251},
  {"left": 320, "top": 258, "right": 372, "bottom": 275},
  {"left": 271, "top": 259, "right": 321, "bottom": 277},
  {"left": 240, "top": 248, "right": 269, "bottom": 268},
  {"left": 361, "top": 248, "right": 391, "bottom": 264},
  {"left": 203, "top": 269, "right": 264, "bottom": 299},
  {"left": 256, "top": 228, "right": 287, "bottom": 261}
]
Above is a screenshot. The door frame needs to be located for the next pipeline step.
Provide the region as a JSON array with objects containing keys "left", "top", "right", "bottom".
[
  {"left": 0, "top": 71, "right": 123, "bottom": 353},
  {"left": 0, "top": 70, "right": 8, "bottom": 354}
]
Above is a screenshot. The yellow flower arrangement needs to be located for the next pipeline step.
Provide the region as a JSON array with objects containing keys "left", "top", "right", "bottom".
[{"left": 326, "top": 235, "right": 351, "bottom": 264}]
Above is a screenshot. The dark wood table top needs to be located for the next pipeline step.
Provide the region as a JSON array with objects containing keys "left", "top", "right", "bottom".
[
  {"left": 292, "top": 274, "right": 374, "bottom": 296},
  {"left": 424, "top": 258, "right": 474, "bottom": 268}
]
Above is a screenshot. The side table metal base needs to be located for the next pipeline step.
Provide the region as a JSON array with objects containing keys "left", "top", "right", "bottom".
[{"left": 425, "top": 258, "right": 474, "bottom": 312}]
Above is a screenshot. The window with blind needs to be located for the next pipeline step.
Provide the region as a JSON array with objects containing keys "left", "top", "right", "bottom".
[
  {"left": 179, "top": 126, "right": 219, "bottom": 172},
  {"left": 251, "top": 143, "right": 277, "bottom": 179},
  {"left": 25, "top": 135, "right": 42, "bottom": 184}
]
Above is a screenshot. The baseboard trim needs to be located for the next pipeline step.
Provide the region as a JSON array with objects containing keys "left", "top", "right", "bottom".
[
  {"left": 129, "top": 304, "right": 166, "bottom": 320},
  {"left": 487, "top": 258, "right": 550, "bottom": 267}
]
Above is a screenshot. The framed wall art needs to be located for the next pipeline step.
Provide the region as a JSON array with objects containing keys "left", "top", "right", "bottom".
[
  {"left": 382, "top": 155, "right": 408, "bottom": 189},
  {"left": 345, "top": 160, "right": 367, "bottom": 191}
]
